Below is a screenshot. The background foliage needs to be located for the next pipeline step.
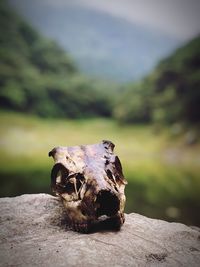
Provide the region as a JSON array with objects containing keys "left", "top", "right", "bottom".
[
  {"left": 1, "top": 1, "right": 200, "bottom": 126},
  {"left": 0, "top": 1, "right": 114, "bottom": 118},
  {"left": 113, "top": 37, "right": 200, "bottom": 126}
]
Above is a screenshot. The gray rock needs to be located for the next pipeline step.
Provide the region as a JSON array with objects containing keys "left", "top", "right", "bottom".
[{"left": 0, "top": 194, "right": 199, "bottom": 267}]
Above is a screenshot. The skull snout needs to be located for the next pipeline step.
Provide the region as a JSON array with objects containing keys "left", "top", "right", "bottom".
[{"left": 96, "top": 190, "right": 120, "bottom": 217}]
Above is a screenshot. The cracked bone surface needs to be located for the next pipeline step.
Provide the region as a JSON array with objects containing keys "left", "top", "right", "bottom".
[{"left": 49, "top": 140, "right": 127, "bottom": 233}]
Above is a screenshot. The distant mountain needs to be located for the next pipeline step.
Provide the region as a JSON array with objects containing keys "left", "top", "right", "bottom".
[{"left": 8, "top": 0, "right": 181, "bottom": 82}]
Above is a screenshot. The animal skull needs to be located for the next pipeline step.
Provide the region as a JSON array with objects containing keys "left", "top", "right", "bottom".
[{"left": 49, "top": 140, "right": 127, "bottom": 233}]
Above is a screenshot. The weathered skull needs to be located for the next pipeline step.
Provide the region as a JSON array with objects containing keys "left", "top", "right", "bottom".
[{"left": 49, "top": 140, "right": 127, "bottom": 233}]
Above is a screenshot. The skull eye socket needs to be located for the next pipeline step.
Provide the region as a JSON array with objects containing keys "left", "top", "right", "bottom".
[
  {"left": 58, "top": 172, "right": 85, "bottom": 199},
  {"left": 76, "top": 173, "right": 85, "bottom": 182},
  {"left": 52, "top": 169, "right": 85, "bottom": 198},
  {"left": 51, "top": 163, "right": 69, "bottom": 195},
  {"left": 57, "top": 168, "right": 69, "bottom": 184},
  {"left": 106, "top": 169, "right": 115, "bottom": 183},
  {"left": 66, "top": 173, "right": 85, "bottom": 195},
  {"left": 106, "top": 169, "right": 119, "bottom": 192},
  {"left": 113, "top": 156, "right": 123, "bottom": 175},
  {"left": 111, "top": 156, "right": 127, "bottom": 185},
  {"left": 51, "top": 163, "right": 86, "bottom": 197}
]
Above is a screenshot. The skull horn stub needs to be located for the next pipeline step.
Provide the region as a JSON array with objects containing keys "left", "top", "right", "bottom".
[{"left": 49, "top": 140, "right": 127, "bottom": 233}]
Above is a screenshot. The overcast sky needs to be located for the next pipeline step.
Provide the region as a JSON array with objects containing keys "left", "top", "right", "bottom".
[{"left": 44, "top": 0, "right": 200, "bottom": 41}]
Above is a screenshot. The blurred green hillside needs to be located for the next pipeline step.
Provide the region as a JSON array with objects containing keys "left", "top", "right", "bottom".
[
  {"left": 0, "top": 0, "right": 113, "bottom": 118},
  {"left": 114, "top": 36, "right": 200, "bottom": 127}
]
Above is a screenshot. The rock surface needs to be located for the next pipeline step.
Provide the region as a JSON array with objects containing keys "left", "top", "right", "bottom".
[{"left": 0, "top": 194, "right": 200, "bottom": 267}]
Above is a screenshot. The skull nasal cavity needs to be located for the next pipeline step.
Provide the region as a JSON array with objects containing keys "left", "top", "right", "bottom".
[{"left": 96, "top": 190, "right": 119, "bottom": 217}]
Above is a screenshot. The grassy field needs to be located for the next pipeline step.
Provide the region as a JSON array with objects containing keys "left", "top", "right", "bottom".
[{"left": 0, "top": 111, "right": 200, "bottom": 226}]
